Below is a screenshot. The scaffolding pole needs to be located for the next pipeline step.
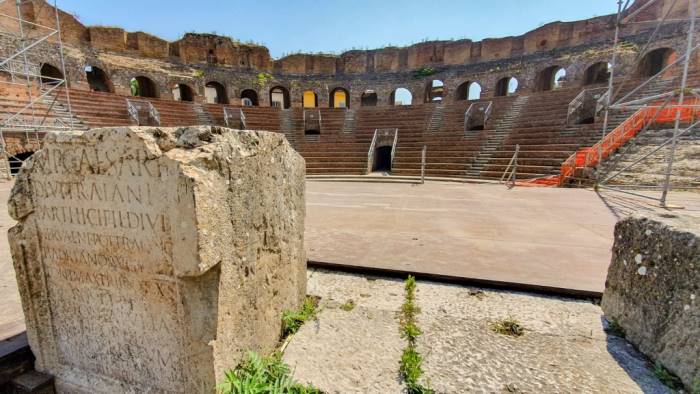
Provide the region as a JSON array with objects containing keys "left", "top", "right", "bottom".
[
  {"left": 660, "top": 0, "right": 695, "bottom": 206},
  {"left": 0, "top": 0, "right": 73, "bottom": 178},
  {"left": 596, "top": 0, "right": 698, "bottom": 208}
]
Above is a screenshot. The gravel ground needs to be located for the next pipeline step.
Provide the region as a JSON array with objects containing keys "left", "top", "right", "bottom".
[{"left": 283, "top": 268, "right": 670, "bottom": 394}]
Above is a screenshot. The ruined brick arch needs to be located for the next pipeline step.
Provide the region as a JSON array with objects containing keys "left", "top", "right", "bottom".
[
  {"left": 637, "top": 47, "right": 676, "bottom": 77},
  {"left": 583, "top": 61, "right": 611, "bottom": 86},
  {"left": 329, "top": 87, "right": 349, "bottom": 108},
  {"left": 131, "top": 76, "right": 159, "bottom": 98},
  {"left": 360, "top": 91, "right": 378, "bottom": 106},
  {"left": 240, "top": 89, "right": 259, "bottom": 106},
  {"left": 85, "top": 64, "right": 114, "bottom": 93},
  {"left": 40, "top": 63, "right": 64, "bottom": 85},
  {"left": 172, "top": 83, "right": 196, "bottom": 101},
  {"left": 454, "top": 81, "right": 471, "bottom": 101},
  {"left": 269, "top": 86, "right": 290, "bottom": 108},
  {"left": 390, "top": 87, "right": 413, "bottom": 106},
  {"left": 535, "top": 65, "right": 566, "bottom": 91},
  {"left": 494, "top": 76, "right": 519, "bottom": 97},
  {"left": 425, "top": 79, "right": 445, "bottom": 103},
  {"left": 302, "top": 90, "right": 318, "bottom": 108},
  {"left": 204, "top": 81, "right": 228, "bottom": 104}
]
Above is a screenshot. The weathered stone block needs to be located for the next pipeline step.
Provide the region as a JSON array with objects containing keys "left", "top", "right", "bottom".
[
  {"left": 8, "top": 126, "right": 307, "bottom": 393},
  {"left": 601, "top": 213, "right": 699, "bottom": 389}
]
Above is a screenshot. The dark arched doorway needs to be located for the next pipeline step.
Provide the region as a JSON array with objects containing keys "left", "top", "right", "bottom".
[
  {"left": 172, "top": 83, "right": 195, "bottom": 101},
  {"left": 270, "top": 86, "right": 290, "bottom": 108},
  {"left": 85, "top": 65, "right": 113, "bottom": 92},
  {"left": 536, "top": 66, "right": 566, "bottom": 91},
  {"left": 40, "top": 63, "right": 63, "bottom": 85},
  {"left": 361, "top": 91, "right": 377, "bottom": 106},
  {"left": 583, "top": 62, "right": 611, "bottom": 85},
  {"left": 205, "top": 81, "right": 228, "bottom": 104},
  {"left": 637, "top": 48, "right": 675, "bottom": 77},
  {"left": 9, "top": 151, "right": 34, "bottom": 175},
  {"left": 131, "top": 76, "right": 158, "bottom": 98},
  {"left": 241, "top": 89, "right": 259, "bottom": 106}
]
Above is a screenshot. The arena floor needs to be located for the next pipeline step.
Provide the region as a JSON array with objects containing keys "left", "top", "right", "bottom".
[
  {"left": 305, "top": 180, "right": 700, "bottom": 295},
  {"left": 1, "top": 180, "right": 699, "bottom": 341}
]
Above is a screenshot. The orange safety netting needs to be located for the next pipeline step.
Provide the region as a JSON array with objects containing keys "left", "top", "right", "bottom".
[{"left": 552, "top": 98, "right": 700, "bottom": 185}]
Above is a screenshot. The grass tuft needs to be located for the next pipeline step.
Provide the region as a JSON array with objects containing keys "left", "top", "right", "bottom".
[
  {"left": 398, "top": 276, "right": 434, "bottom": 394},
  {"left": 282, "top": 296, "right": 319, "bottom": 336},
  {"left": 339, "top": 299, "right": 355, "bottom": 312},
  {"left": 217, "top": 351, "right": 322, "bottom": 394},
  {"left": 491, "top": 317, "right": 525, "bottom": 337},
  {"left": 653, "top": 362, "right": 684, "bottom": 391},
  {"left": 605, "top": 317, "right": 626, "bottom": 338}
]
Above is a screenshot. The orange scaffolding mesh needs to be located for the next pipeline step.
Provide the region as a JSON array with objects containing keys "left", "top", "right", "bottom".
[{"left": 554, "top": 99, "right": 700, "bottom": 185}]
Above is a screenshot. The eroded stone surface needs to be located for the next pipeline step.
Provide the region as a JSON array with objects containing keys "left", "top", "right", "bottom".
[
  {"left": 283, "top": 270, "right": 405, "bottom": 394},
  {"left": 288, "top": 269, "right": 670, "bottom": 393},
  {"left": 602, "top": 213, "right": 699, "bottom": 389},
  {"left": 8, "top": 126, "right": 306, "bottom": 393}
]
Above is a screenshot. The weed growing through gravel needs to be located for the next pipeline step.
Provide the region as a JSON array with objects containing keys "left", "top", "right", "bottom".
[
  {"left": 217, "top": 351, "right": 322, "bottom": 394},
  {"left": 399, "top": 276, "right": 434, "bottom": 394},
  {"left": 491, "top": 316, "right": 525, "bottom": 337},
  {"left": 339, "top": 299, "right": 355, "bottom": 311},
  {"left": 282, "top": 296, "right": 319, "bottom": 336}
]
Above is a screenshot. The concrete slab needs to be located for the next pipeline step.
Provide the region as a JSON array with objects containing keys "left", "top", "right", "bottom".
[{"left": 305, "top": 181, "right": 700, "bottom": 294}]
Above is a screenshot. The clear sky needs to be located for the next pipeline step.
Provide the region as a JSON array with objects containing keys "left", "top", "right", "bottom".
[{"left": 57, "top": 0, "right": 621, "bottom": 59}]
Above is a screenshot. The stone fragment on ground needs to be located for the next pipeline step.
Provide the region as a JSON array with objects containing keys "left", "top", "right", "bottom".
[{"left": 286, "top": 269, "right": 671, "bottom": 393}]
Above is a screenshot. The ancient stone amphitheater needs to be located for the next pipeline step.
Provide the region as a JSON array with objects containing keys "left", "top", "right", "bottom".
[{"left": 1, "top": 0, "right": 698, "bottom": 186}]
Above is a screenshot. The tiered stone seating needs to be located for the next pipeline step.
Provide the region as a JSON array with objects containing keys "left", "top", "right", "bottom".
[{"left": 24, "top": 72, "right": 696, "bottom": 182}]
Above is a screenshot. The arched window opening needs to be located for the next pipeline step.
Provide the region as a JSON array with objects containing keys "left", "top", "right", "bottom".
[
  {"left": 40, "top": 63, "right": 63, "bottom": 85},
  {"left": 172, "top": 83, "right": 195, "bottom": 102},
  {"left": 361, "top": 91, "right": 378, "bottom": 106},
  {"left": 554, "top": 68, "right": 567, "bottom": 89},
  {"left": 85, "top": 65, "right": 113, "bottom": 93},
  {"left": 536, "top": 66, "right": 566, "bottom": 91},
  {"left": 205, "top": 81, "right": 228, "bottom": 104},
  {"left": 302, "top": 90, "right": 318, "bottom": 108},
  {"left": 468, "top": 82, "right": 482, "bottom": 100},
  {"left": 240, "top": 89, "right": 259, "bottom": 106},
  {"left": 455, "top": 81, "right": 470, "bottom": 101},
  {"left": 130, "top": 76, "right": 158, "bottom": 98},
  {"left": 330, "top": 87, "right": 349, "bottom": 108},
  {"left": 637, "top": 48, "right": 675, "bottom": 77},
  {"left": 270, "top": 86, "right": 290, "bottom": 108},
  {"left": 584, "top": 62, "right": 611, "bottom": 85},
  {"left": 495, "top": 77, "right": 519, "bottom": 96},
  {"left": 391, "top": 88, "right": 412, "bottom": 106},
  {"left": 426, "top": 79, "right": 444, "bottom": 102}
]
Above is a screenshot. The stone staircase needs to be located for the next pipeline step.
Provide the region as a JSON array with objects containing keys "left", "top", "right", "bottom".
[
  {"left": 40, "top": 92, "right": 89, "bottom": 130},
  {"left": 426, "top": 105, "right": 446, "bottom": 133},
  {"left": 193, "top": 103, "right": 213, "bottom": 125},
  {"left": 465, "top": 95, "right": 528, "bottom": 178},
  {"left": 342, "top": 109, "right": 356, "bottom": 133},
  {"left": 597, "top": 125, "right": 700, "bottom": 187},
  {"left": 280, "top": 109, "right": 298, "bottom": 148}
]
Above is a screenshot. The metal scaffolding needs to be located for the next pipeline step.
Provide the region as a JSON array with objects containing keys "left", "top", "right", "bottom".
[
  {"left": 596, "top": 0, "right": 698, "bottom": 207},
  {"left": 0, "top": 0, "right": 73, "bottom": 178}
]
